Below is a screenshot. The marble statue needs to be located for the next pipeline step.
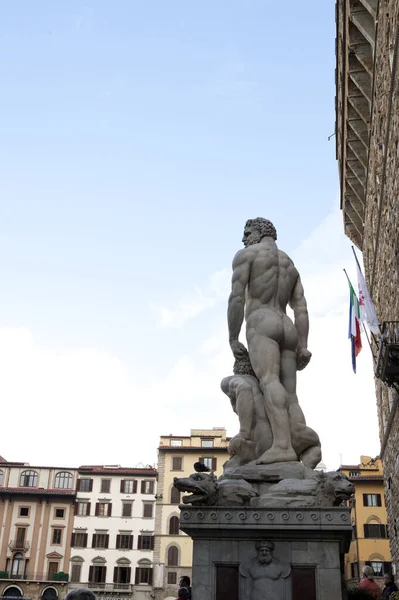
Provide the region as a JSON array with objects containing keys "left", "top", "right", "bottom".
[
  {"left": 226, "top": 218, "right": 321, "bottom": 467},
  {"left": 240, "top": 541, "right": 291, "bottom": 600}
]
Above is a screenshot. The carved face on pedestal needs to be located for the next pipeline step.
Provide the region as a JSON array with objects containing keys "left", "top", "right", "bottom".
[{"left": 256, "top": 542, "right": 274, "bottom": 565}]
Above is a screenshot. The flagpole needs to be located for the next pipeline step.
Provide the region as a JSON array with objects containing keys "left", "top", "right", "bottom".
[{"left": 351, "top": 246, "right": 363, "bottom": 273}]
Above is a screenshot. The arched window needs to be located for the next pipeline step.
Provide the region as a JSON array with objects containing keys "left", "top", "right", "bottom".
[
  {"left": 167, "top": 546, "right": 179, "bottom": 566},
  {"left": 0, "top": 470, "right": 3, "bottom": 486},
  {"left": 3, "top": 587, "right": 22, "bottom": 597},
  {"left": 169, "top": 516, "right": 180, "bottom": 535},
  {"left": 170, "top": 487, "right": 180, "bottom": 505},
  {"left": 42, "top": 588, "right": 58, "bottom": 600},
  {"left": 11, "top": 553, "right": 23, "bottom": 577},
  {"left": 54, "top": 472, "right": 73, "bottom": 489},
  {"left": 20, "top": 471, "right": 38, "bottom": 488}
]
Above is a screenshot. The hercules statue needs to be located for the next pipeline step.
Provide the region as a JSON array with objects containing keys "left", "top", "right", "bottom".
[{"left": 223, "top": 218, "right": 321, "bottom": 468}]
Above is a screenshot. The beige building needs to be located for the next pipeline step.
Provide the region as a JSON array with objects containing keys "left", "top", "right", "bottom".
[
  {"left": 153, "top": 428, "right": 230, "bottom": 600},
  {"left": 0, "top": 456, "right": 77, "bottom": 600},
  {"left": 338, "top": 456, "right": 391, "bottom": 587},
  {"left": 335, "top": 0, "right": 399, "bottom": 575}
]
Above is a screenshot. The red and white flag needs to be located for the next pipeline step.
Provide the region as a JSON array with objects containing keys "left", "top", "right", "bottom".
[{"left": 355, "top": 261, "right": 380, "bottom": 335}]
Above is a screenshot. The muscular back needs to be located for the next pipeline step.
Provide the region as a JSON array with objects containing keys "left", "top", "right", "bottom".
[{"left": 237, "top": 239, "right": 299, "bottom": 316}]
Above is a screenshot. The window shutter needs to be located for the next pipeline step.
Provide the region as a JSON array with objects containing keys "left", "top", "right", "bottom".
[
  {"left": 76, "top": 479, "right": 81, "bottom": 492},
  {"left": 149, "top": 481, "right": 154, "bottom": 494},
  {"left": 105, "top": 534, "right": 109, "bottom": 549},
  {"left": 113, "top": 567, "right": 118, "bottom": 583},
  {"left": 212, "top": 458, "right": 217, "bottom": 471},
  {"left": 92, "top": 534, "right": 97, "bottom": 547},
  {"left": 126, "top": 567, "right": 131, "bottom": 583},
  {"left": 133, "top": 480, "right": 138, "bottom": 493},
  {"left": 137, "top": 535, "right": 142, "bottom": 550},
  {"left": 384, "top": 561, "right": 392, "bottom": 574},
  {"left": 89, "top": 566, "right": 93, "bottom": 582},
  {"left": 364, "top": 524, "right": 369, "bottom": 538},
  {"left": 135, "top": 568, "right": 140, "bottom": 585},
  {"left": 95, "top": 503, "right": 99, "bottom": 516},
  {"left": 89, "top": 479, "right": 93, "bottom": 492},
  {"left": 102, "top": 567, "right": 106, "bottom": 583},
  {"left": 141, "top": 481, "right": 145, "bottom": 494},
  {"left": 377, "top": 494, "right": 382, "bottom": 507},
  {"left": 149, "top": 568, "right": 153, "bottom": 585},
  {"left": 120, "top": 480, "right": 125, "bottom": 493},
  {"left": 129, "top": 535, "right": 133, "bottom": 550},
  {"left": 86, "top": 502, "right": 91, "bottom": 516},
  {"left": 74, "top": 503, "right": 78, "bottom": 516},
  {"left": 108, "top": 503, "right": 112, "bottom": 516},
  {"left": 363, "top": 494, "right": 368, "bottom": 506},
  {"left": 116, "top": 535, "right": 121, "bottom": 549},
  {"left": 83, "top": 533, "right": 88, "bottom": 548},
  {"left": 381, "top": 524, "right": 386, "bottom": 538},
  {"left": 71, "top": 533, "right": 76, "bottom": 547},
  {"left": 150, "top": 536, "right": 154, "bottom": 550}
]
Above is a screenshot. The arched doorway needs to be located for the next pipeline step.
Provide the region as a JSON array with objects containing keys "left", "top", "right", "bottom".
[
  {"left": 42, "top": 588, "right": 58, "bottom": 600},
  {"left": 3, "top": 587, "right": 23, "bottom": 597}
]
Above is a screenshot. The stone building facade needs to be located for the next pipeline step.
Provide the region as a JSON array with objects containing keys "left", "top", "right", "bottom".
[
  {"left": 153, "top": 429, "right": 230, "bottom": 600},
  {"left": 336, "top": 0, "right": 399, "bottom": 575}
]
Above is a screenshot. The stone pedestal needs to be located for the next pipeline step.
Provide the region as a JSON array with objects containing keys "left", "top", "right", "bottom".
[{"left": 179, "top": 506, "right": 352, "bottom": 600}]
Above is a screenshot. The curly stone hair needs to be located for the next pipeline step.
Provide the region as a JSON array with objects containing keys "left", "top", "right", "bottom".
[
  {"left": 233, "top": 352, "right": 256, "bottom": 377},
  {"left": 255, "top": 540, "right": 274, "bottom": 551},
  {"left": 245, "top": 217, "right": 277, "bottom": 241}
]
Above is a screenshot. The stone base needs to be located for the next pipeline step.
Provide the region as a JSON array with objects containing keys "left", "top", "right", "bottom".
[{"left": 179, "top": 506, "right": 352, "bottom": 600}]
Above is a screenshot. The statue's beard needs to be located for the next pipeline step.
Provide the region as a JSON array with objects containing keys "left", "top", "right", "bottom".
[
  {"left": 258, "top": 556, "right": 272, "bottom": 565},
  {"left": 243, "top": 232, "right": 262, "bottom": 247}
]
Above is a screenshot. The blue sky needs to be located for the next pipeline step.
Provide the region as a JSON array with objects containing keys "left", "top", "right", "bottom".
[{"left": 0, "top": 1, "right": 380, "bottom": 469}]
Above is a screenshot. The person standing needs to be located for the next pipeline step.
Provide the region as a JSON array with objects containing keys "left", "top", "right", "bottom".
[
  {"left": 381, "top": 572, "right": 398, "bottom": 598},
  {"left": 359, "top": 565, "right": 381, "bottom": 598}
]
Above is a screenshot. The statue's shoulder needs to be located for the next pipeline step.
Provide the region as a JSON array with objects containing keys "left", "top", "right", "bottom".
[{"left": 232, "top": 247, "right": 254, "bottom": 267}]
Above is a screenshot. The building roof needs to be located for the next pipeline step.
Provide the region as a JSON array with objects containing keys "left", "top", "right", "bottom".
[
  {"left": 158, "top": 446, "right": 230, "bottom": 452},
  {"left": 0, "top": 456, "right": 7, "bottom": 463},
  {"left": 0, "top": 487, "right": 76, "bottom": 496},
  {"left": 349, "top": 475, "right": 384, "bottom": 482},
  {"left": 78, "top": 466, "right": 157, "bottom": 476}
]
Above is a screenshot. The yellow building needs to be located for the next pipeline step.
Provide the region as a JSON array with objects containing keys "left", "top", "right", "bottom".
[
  {"left": 153, "top": 428, "right": 230, "bottom": 600},
  {"left": 339, "top": 456, "right": 392, "bottom": 587}
]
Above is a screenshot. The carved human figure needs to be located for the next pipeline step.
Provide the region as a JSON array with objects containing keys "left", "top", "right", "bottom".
[
  {"left": 240, "top": 541, "right": 291, "bottom": 600},
  {"left": 228, "top": 218, "right": 315, "bottom": 465}
]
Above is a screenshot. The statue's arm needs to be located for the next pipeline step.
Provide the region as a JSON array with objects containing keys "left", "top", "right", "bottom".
[
  {"left": 228, "top": 250, "right": 250, "bottom": 357},
  {"left": 289, "top": 275, "right": 312, "bottom": 370}
]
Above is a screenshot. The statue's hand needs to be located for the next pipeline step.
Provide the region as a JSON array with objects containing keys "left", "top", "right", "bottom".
[
  {"left": 297, "top": 348, "right": 312, "bottom": 371},
  {"left": 230, "top": 340, "right": 248, "bottom": 360}
]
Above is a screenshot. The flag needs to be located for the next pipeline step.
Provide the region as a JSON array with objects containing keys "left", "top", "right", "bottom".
[
  {"left": 348, "top": 282, "right": 362, "bottom": 373},
  {"left": 355, "top": 260, "right": 380, "bottom": 335}
]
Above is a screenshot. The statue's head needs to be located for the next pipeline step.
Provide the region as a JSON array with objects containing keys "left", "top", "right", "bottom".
[
  {"left": 242, "top": 218, "right": 277, "bottom": 247},
  {"left": 255, "top": 540, "right": 274, "bottom": 564}
]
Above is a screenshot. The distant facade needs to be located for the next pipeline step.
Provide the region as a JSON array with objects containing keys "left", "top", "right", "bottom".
[
  {"left": 153, "top": 428, "right": 230, "bottom": 600},
  {"left": 69, "top": 465, "right": 157, "bottom": 600},
  {"left": 339, "top": 456, "right": 391, "bottom": 588},
  {"left": 0, "top": 457, "right": 77, "bottom": 600},
  {"left": 336, "top": 0, "right": 399, "bottom": 574}
]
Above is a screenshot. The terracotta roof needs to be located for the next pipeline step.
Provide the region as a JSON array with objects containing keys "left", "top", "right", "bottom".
[
  {"left": 0, "top": 456, "right": 7, "bottom": 463},
  {"left": 0, "top": 487, "right": 76, "bottom": 496}
]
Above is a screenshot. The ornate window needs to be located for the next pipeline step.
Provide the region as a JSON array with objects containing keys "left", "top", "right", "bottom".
[
  {"left": 11, "top": 553, "right": 23, "bottom": 577},
  {"left": 0, "top": 470, "right": 3, "bottom": 486},
  {"left": 54, "top": 472, "right": 73, "bottom": 489},
  {"left": 19, "top": 470, "right": 38, "bottom": 488}
]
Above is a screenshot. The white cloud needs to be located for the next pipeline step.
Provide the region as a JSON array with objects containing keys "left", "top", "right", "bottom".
[{"left": 157, "top": 267, "right": 230, "bottom": 327}]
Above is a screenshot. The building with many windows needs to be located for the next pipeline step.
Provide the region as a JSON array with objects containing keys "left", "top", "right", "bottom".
[
  {"left": 335, "top": 0, "right": 399, "bottom": 574},
  {"left": 153, "top": 428, "right": 230, "bottom": 600},
  {"left": 339, "top": 456, "right": 391, "bottom": 589},
  {"left": 0, "top": 457, "right": 77, "bottom": 600},
  {"left": 69, "top": 465, "right": 157, "bottom": 600}
]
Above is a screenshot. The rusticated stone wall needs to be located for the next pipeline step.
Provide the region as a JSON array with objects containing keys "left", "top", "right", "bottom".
[{"left": 359, "top": 0, "right": 399, "bottom": 576}]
